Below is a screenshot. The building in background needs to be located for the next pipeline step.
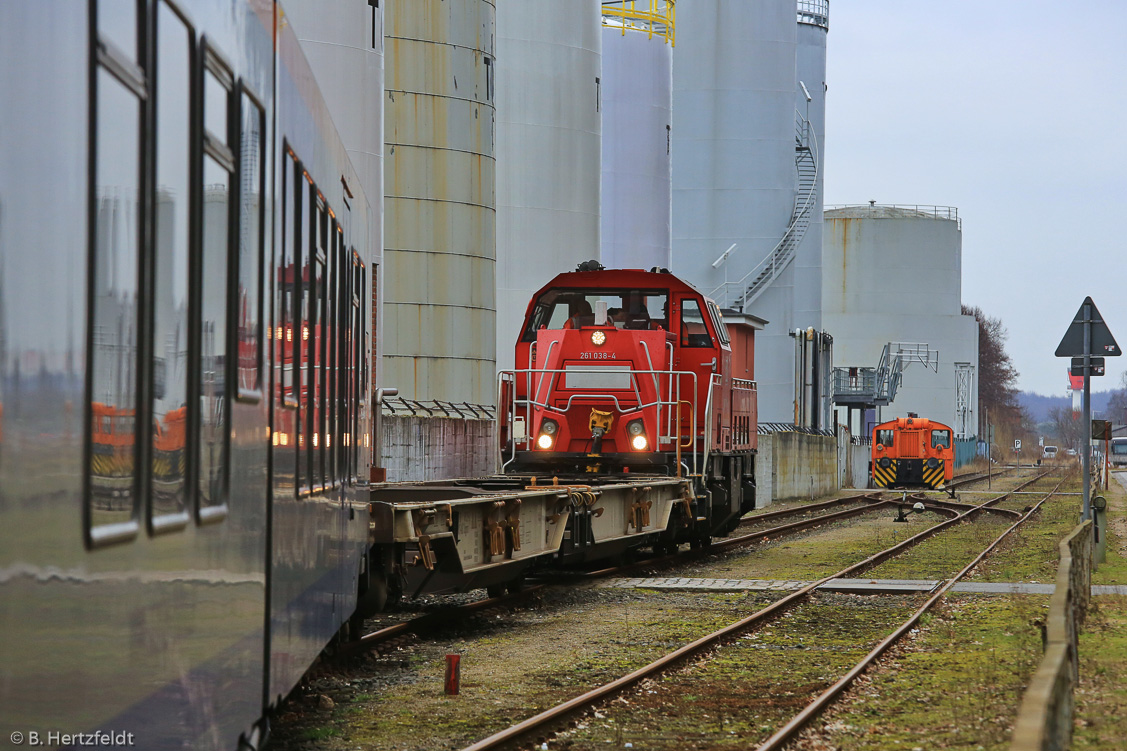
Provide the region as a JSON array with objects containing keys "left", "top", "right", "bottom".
[
  {"left": 822, "top": 204, "right": 979, "bottom": 442},
  {"left": 671, "top": 0, "right": 829, "bottom": 426},
  {"left": 383, "top": 0, "right": 497, "bottom": 406},
  {"left": 494, "top": 0, "right": 602, "bottom": 374},
  {"left": 599, "top": 1, "right": 674, "bottom": 273}
]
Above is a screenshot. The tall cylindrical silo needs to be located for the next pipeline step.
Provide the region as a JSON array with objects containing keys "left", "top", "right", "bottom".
[
  {"left": 384, "top": 0, "right": 497, "bottom": 404},
  {"left": 494, "top": 0, "right": 602, "bottom": 374},
  {"left": 285, "top": 0, "right": 385, "bottom": 386},
  {"left": 600, "top": 2, "right": 673, "bottom": 272},
  {"left": 822, "top": 205, "right": 979, "bottom": 434},
  {"left": 671, "top": 0, "right": 798, "bottom": 422}
]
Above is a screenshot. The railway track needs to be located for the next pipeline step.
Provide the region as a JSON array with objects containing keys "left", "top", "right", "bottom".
[
  {"left": 344, "top": 471, "right": 1052, "bottom": 658},
  {"left": 457, "top": 470, "right": 1059, "bottom": 751}
]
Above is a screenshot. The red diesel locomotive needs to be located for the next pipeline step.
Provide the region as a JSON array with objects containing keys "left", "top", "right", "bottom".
[
  {"left": 871, "top": 415, "right": 955, "bottom": 490},
  {"left": 499, "top": 263, "right": 759, "bottom": 538}
]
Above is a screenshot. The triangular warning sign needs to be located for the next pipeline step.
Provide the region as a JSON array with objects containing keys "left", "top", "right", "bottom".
[{"left": 1055, "top": 296, "right": 1121, "bottom": 357}]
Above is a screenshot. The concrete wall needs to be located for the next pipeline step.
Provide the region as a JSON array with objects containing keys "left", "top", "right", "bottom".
[
  {"left": 756, "top": 432, "right": 837, "bottom": 504},
  {"left": 381, "top": 415, "right": 496, "bottom": 481}
]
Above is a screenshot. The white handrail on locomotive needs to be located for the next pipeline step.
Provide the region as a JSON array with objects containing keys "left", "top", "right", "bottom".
[{"left": 498, "top": 365, "right": 701, "bottom": 476}]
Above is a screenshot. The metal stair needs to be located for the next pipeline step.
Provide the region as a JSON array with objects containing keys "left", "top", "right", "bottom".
[
  {"left": 832, "top": 343, "right": 939, "bottom": 407},
  {"left": 711, "top": 110, "right": 820, "bottom": 311}
]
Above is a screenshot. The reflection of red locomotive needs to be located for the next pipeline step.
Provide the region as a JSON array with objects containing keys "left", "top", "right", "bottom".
[
  {"left": 499, "top": 263, "right": 759, "bottom": 538},
  {"left": 871, "top": 415, "right": 954, "bottom": 490}
]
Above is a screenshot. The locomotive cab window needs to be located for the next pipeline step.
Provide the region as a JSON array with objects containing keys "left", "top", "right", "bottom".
[
  {"left": 931, "top": 430, "right": 951, "bottom": 449},
  {"left": 875, "top": 429, "right": 895, "bottom": 447},
  {"left": 706, "top": 301, "right": 730, "bottom": 347},
  {"left": 679, "top": 298, "right": 712, "bottom": 347},
  {"left": 521, "top": 289, "right": 668, "bottom": 339}
]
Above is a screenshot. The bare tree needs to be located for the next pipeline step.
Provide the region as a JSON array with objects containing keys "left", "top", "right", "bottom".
[
  {"left": 1106, "top": 370, "right": 1127, "bottom": 426},
  {"left": 962, "top": 304, "right": 1020, "bottom": 420},
  {"left": 1049, "top": 406, "right": 1084, "bottom": 450}
]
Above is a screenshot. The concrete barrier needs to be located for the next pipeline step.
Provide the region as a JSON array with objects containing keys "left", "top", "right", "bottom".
[
  {"left": 381, "top": 415, "right": 496, "bottom": 482},
  {"left": 1010, "top": 520, "right": 1092, "bottom": 751},
  {"left": 757, "top": 431, "right": 838, "bottom": 505}
]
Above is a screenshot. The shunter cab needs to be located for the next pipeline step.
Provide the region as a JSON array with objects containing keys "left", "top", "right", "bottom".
[
  {"left": 498, "top": 263, "right": 759, "bottom": 536},
  {"left": 871, "top": 415, "right": 955, "bottom": 490}
]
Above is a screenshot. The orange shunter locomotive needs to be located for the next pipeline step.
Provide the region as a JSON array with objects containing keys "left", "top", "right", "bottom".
[{"left": 871, "top": 415, "right": 954, "bottom": 490}]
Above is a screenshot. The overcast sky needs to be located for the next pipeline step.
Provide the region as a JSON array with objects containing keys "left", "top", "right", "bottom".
[{"left": 822, "top": 0, "right": 1126, "bottom": 397}]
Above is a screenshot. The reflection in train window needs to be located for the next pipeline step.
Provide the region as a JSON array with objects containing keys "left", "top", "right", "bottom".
[
  {"left": 88, "top": 9, "right": 146, "bottom": 545},
  {"left": 151, "top": 0, "right": 192, "bottom": 528},
  {"left": 198, "top": 47, "right": 234, "bottom": 520},
  {"left": 237, "top": 88, "right": 265, "bottom": 399}
]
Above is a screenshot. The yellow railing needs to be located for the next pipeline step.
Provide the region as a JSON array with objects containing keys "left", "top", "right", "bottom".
[{"left": 601, "top": 1, "right": 675, "bottom": 45}]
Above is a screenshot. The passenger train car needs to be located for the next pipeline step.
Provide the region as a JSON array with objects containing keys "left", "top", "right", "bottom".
[
  {"left": 0, "top": 2, "right": 375, "bottom": 749},
  {"left": 0, "top": 7, "right": 766, "bottom": 750},
  {"left": 871, "top": 415, "right": 955, "bottom": 490}
]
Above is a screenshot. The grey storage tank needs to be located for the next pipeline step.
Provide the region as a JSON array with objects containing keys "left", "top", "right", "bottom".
[
  {"left": 383, "top": 0, "right": 497, "bottom": 405},
  {"left": 285, "top": 0, "right": 386, "bottom": 385},
  {"left": 823, "top": 204, "right": 980, "bottom": 435},
  {"left": 494, "top": 0, "right": 602, "bottom": 374},
  {"left": 600, "top": 1, "right": 674, "bottom": 272}
]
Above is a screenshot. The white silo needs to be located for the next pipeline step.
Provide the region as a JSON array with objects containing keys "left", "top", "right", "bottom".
[
  {"left": 494, "top": 0, "right": 602, "bottom": 374},
  {"left": 384, "top": 0, "right": 497, "bottom": 405},
  {"left": 671, "top": 0, "right": 803, "bottom": 423},
  {"left": 285, "top": 0, "right": 385, "bottom": 384},
  {"left": 600, "top": 1, "right": 674, "bottom": 272},
  {"left": 823, "top": 204, "right": 980, "bottom": 436}
]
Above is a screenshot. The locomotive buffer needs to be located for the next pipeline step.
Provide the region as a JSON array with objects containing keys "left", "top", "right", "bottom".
[{"left": 1055, "top": 296, "right": 1120, "bottom": 521}]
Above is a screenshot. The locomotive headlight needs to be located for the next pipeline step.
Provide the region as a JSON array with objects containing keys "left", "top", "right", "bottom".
[
  {"left": 926, "top": 458, "right": 939, "bottom": 469},
  {"left": 591, "top": 330, "right": 606, "bottom": 346},
  {"left": 537, "top": 418, "right": 558, "bottom": 450},
  {"left": 879, "top": 457, "right": 891, "bottom": 469},
  {"left": 631, "top": 435, "right": 648, "bottom": 451},
  {"left": 626, "top": 419, "right": 644, "bottom": 436}
]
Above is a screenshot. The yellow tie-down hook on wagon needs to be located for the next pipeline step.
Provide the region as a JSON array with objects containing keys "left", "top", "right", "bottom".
[{"left": 588, "top": 408, "right": 614, "bottom": 455}]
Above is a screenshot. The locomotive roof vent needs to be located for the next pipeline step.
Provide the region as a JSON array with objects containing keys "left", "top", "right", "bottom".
[
  {"left": 575, "top": 259, "right": 605, "bottom": 272},
  {"left": 649, "top": 266, "right": 670, "bottom": 274}
]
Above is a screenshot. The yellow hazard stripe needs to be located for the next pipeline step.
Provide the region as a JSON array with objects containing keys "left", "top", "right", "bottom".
[{"left": 873, "top": 459, "right": 898, "bottom": 487}]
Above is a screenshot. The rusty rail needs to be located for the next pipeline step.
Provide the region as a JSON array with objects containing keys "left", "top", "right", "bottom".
[
  {"left": 1009, "top": 519, "right": 1092, "bottom": 751},
  {"left": 460, "top": 484, "right": 1038, "bottom": 751},
  {"left": 755, "top": 476, "right": 1064, "bottom": 750}
]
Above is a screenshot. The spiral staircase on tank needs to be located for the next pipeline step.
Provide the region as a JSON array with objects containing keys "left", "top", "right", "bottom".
[{"left": 711, "top": 110, "right": 819, "bottom": 312}]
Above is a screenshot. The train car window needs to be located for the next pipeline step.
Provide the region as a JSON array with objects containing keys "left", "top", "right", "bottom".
[
  {"left": 86, "top": 3, "right": 148, "bottom": 546},
  {"left": 297, "top": 177, "right": 312, "bottom": 491},
  {"left": 360, "top": 261, "right": 369, "bottom": 466},
  {"left": 197, "top": 43, "right": 235, "bottom": 521},
  {"left": 931, "top": 430, "right": 951, "bottom": 449},
  {"left": 236, "top": 87, "right": 266, "bottom": 401},
  {"left": 97, "top": 1, "right": 138, "bottom": 63},
  {"left": 679, "top": 298, "right": 713, "bottom": 347},
  {"left": 281, "top": 153, "right": 301, "bottom": 410},
  {"left": 332, "top": 225, "right": 346, "bottom": 483},
  {"left": 875, "top": 429, "right": 895, "bottom": 447},
  {"left": 706, "top": 301, "right": 730, "bottom": 346},
  {"left": 352, "top": 255, "right": 365, "bottom": 480},
  {"left": 149, "top": 0, "right": 194, "bottom": 530},
  {"left": 312, "top": 204, "right": 328, "bottom": 487}
]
